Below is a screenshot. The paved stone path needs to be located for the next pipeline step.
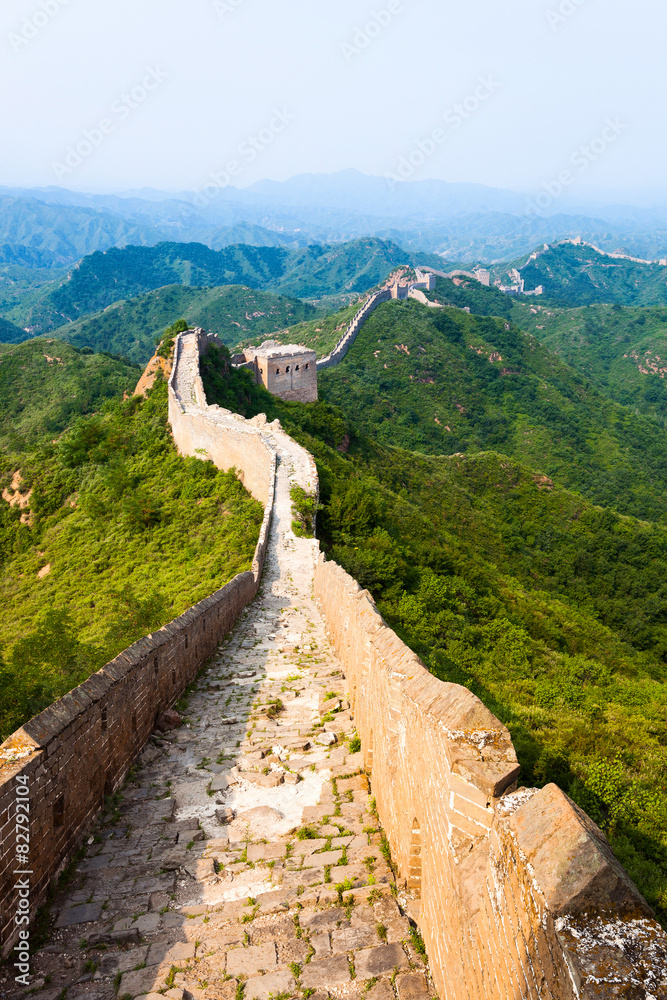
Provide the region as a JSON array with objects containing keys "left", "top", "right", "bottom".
[{"left": 10, "top": 419, "right": 436, "bottom": 1000}]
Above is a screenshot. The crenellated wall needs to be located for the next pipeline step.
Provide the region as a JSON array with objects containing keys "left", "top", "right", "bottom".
[
  {"left": 316, "top": 289, "right": 392, "bottom": 369},
  {"left": 313, "top": 554, "right": 667, "bottom": 1000}
]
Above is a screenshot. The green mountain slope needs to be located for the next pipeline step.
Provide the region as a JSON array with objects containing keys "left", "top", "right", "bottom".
[
  {"left": 0, "top": 316, "right": 27, "bottom": 343},
  {"left": 425, "top": 274, "right": 513, "bottom": 318},
  {"left": 52, "top": 284, "right": 318, "bottom": 365},
  {"left": 0, "top": 339, "right": 140, "bottom": 451},
  {"left": 512, "top": 242, "right": 667, "bottom": 306},
  {"left": 0, "top": 376, "right": 261, "bottom": 740},
  {"left": 317, "top": 298, "right": 667, "bottom": 522},
  {"left": 512, "top": 300, "right": 667, "bottom": 419},
  {"left": 201, "top": 351, "right": 667, "bottom": 923},
  {"left": 4, "top": 238, "right": 441, "bottom": 335}
]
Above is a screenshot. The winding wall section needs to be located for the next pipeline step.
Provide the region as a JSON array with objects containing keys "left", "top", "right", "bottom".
[{"left": 1, "top": 329, "right": 666, "bottom": 998}]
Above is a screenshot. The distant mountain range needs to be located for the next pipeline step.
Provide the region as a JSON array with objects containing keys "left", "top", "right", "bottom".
[
  {"left": 0, "top": 238, "right": 442, "bottom": 355},
  {"left": 4, "top": 171, "right": 667, "bottom": 267}
]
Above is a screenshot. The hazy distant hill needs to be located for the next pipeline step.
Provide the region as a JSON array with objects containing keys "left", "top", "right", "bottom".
[
  {"left": 5, "top": 175, "right": 667, "bottom": 265},
  {"left": 6, "top": 238, "right": 442, "bottom": 335}
]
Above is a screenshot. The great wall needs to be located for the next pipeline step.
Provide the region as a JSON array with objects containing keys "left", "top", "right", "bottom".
[{"left": 0, "top": 293, "right": 666, "bottom": 1000}]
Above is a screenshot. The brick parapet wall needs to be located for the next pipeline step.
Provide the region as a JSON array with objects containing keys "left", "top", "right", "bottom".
[
  {"left": 0, "top": 572, "right": 257, "bottom": 958},
  {"left": 313, "top": 553, "right": 667, "bottom": 999},
  {"left": 316, "top": 289, "right": 392, "bottom": 370}
]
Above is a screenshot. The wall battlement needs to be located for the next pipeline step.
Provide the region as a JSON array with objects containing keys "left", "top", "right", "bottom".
[{"left": 313, "top": 556, "right": 667, "bottom": 999}]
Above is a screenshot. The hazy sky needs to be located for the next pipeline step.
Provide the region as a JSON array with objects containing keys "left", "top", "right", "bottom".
[{"left": 1, "top": 0, "right": 664, "bottom": 199}]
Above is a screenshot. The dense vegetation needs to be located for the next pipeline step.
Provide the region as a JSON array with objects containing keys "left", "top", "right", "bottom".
[
  {"left": 202, "top": 345, "right": 667, "bottom": 924},
  {"left": 514, "top": 242, "right": 667, "bottom": 307},
  {"left": 426, "top": 274, "right": 513, "bottom": 319},
  {"left": 4, "top": 238, "right": 440, "bottom": 335},
  {"left": 512, "top": 299, "right": 667, "bottom": 420},
  {"left": 51, "top": 284, "right": 318, "bottom": 365},
  {"left": 0, "top": 316, "right": 27, "bottom": 343},
  {"left": 0, "top": 346, "right": 262, "bottom": 741},
  {"left": 0, "top": 339, "right": 139, "bottom": 451},
  {"left": 316, "top": 297, "right": 667, "bottom": 522}
]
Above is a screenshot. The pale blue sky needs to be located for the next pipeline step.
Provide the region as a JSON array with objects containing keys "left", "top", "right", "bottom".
[{"left": 1, "top": 0, "right": 664, "bottom": 200}]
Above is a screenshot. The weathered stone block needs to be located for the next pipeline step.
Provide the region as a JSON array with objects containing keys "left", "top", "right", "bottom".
[
  {"left": 299, "top": 955, "right": 351, "bottom": 988},
  {"left": 354, "top": 943, "right": 409, "bottom": 978},
  {"left": 395, "top": 972, "right": 430, "bottom": 1000},
  {"left": 55, "top": 902, "right": 103, "bottom": 927},
  {"left": 244, "top": 971, "right": 295, "bottom": 1000},
  {"left": 146, "top": 941, "right": 195, "bottom": 966},
  {"left": 119, "top": 965, "right": 164, "bottom": 998},
  {"left": 226, "top": 943, "right": 277, "bottom": 977}
]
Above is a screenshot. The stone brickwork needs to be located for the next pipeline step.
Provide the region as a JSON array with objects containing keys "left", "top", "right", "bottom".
[
  {"left": 0, "top": 571, "right": 258, "bottom": 961},
  {"left": 316, "top": 270, "right": 434, "bottom": 372},
  {"left": 316, "top": 289, "right": 392, "bottom": 370},
  {"left": 313, "top": 555, "right": 667, "bottom": 999},
  {"left": 0, "top": 328, "right": 280, "bottom": 962}
]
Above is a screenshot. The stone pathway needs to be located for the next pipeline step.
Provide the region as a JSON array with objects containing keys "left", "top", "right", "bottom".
[{"left": 7, "top": 414, "right": 436, "bottom": 1000}]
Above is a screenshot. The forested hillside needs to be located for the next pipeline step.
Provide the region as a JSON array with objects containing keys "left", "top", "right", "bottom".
[
  {"left": 0, "top": 339, "right": 139, "bottom": 450},
  {"left": 513, "top": 299, "right": 667, "bottom": 419},
  {"left": 201, "top": 344, "right": 667, "bottom": 925},
  {"left": 316, "top": 297, "right": 667, "bottom": 522},
  {"left": 3, "top": 237, "right": 440, "bottom": 336},
  {"left": 512, "top": 241, "right": 667, "bottom": 307},
  {"left": 0, "top": 315, "right": 27, "bottom": 343},
  {"left": 51, "top": 284, "right": 318, "bottom": 365},
  {"left": 0, "top": 339, "right": 261, "bottom": 740}
]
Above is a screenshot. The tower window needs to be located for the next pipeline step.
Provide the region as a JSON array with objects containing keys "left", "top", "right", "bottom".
[
  {"left": 286, "top": 366, "right": 290, "bottom": 373},
  {"left": 276, "top": 368, "right": 280, "bottom": 374},
  {"left": 305, "top": 364, "right": 309, "bottom": 370},
  {"left": 295, "top": 365, "right": 300, "bottom": 371}
]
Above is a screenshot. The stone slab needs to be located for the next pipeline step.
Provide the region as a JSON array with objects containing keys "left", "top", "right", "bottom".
[
  {"left": 226, "top": 942, "right": 277, "bottom": 976},
  {"left": 119, "top": 966, "right": 164, "bottom": 998},
  {"left": 355, "top": 943, "right": 409, "bottom": 978},
  {"left": 146, "top": 941, "right": 196, "bottom": 966},
  {"left": 300, "top": 955, "right": 352, "bottom": 987},
  {"left": 55, "top": 903, "right": 103, "bottom": 927},
  {"left": 395, "top": 972, "right": 430, "bottom": 1000},
  {"left": 244, "top": 971, "right": 295, "bottom": 1000}
]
